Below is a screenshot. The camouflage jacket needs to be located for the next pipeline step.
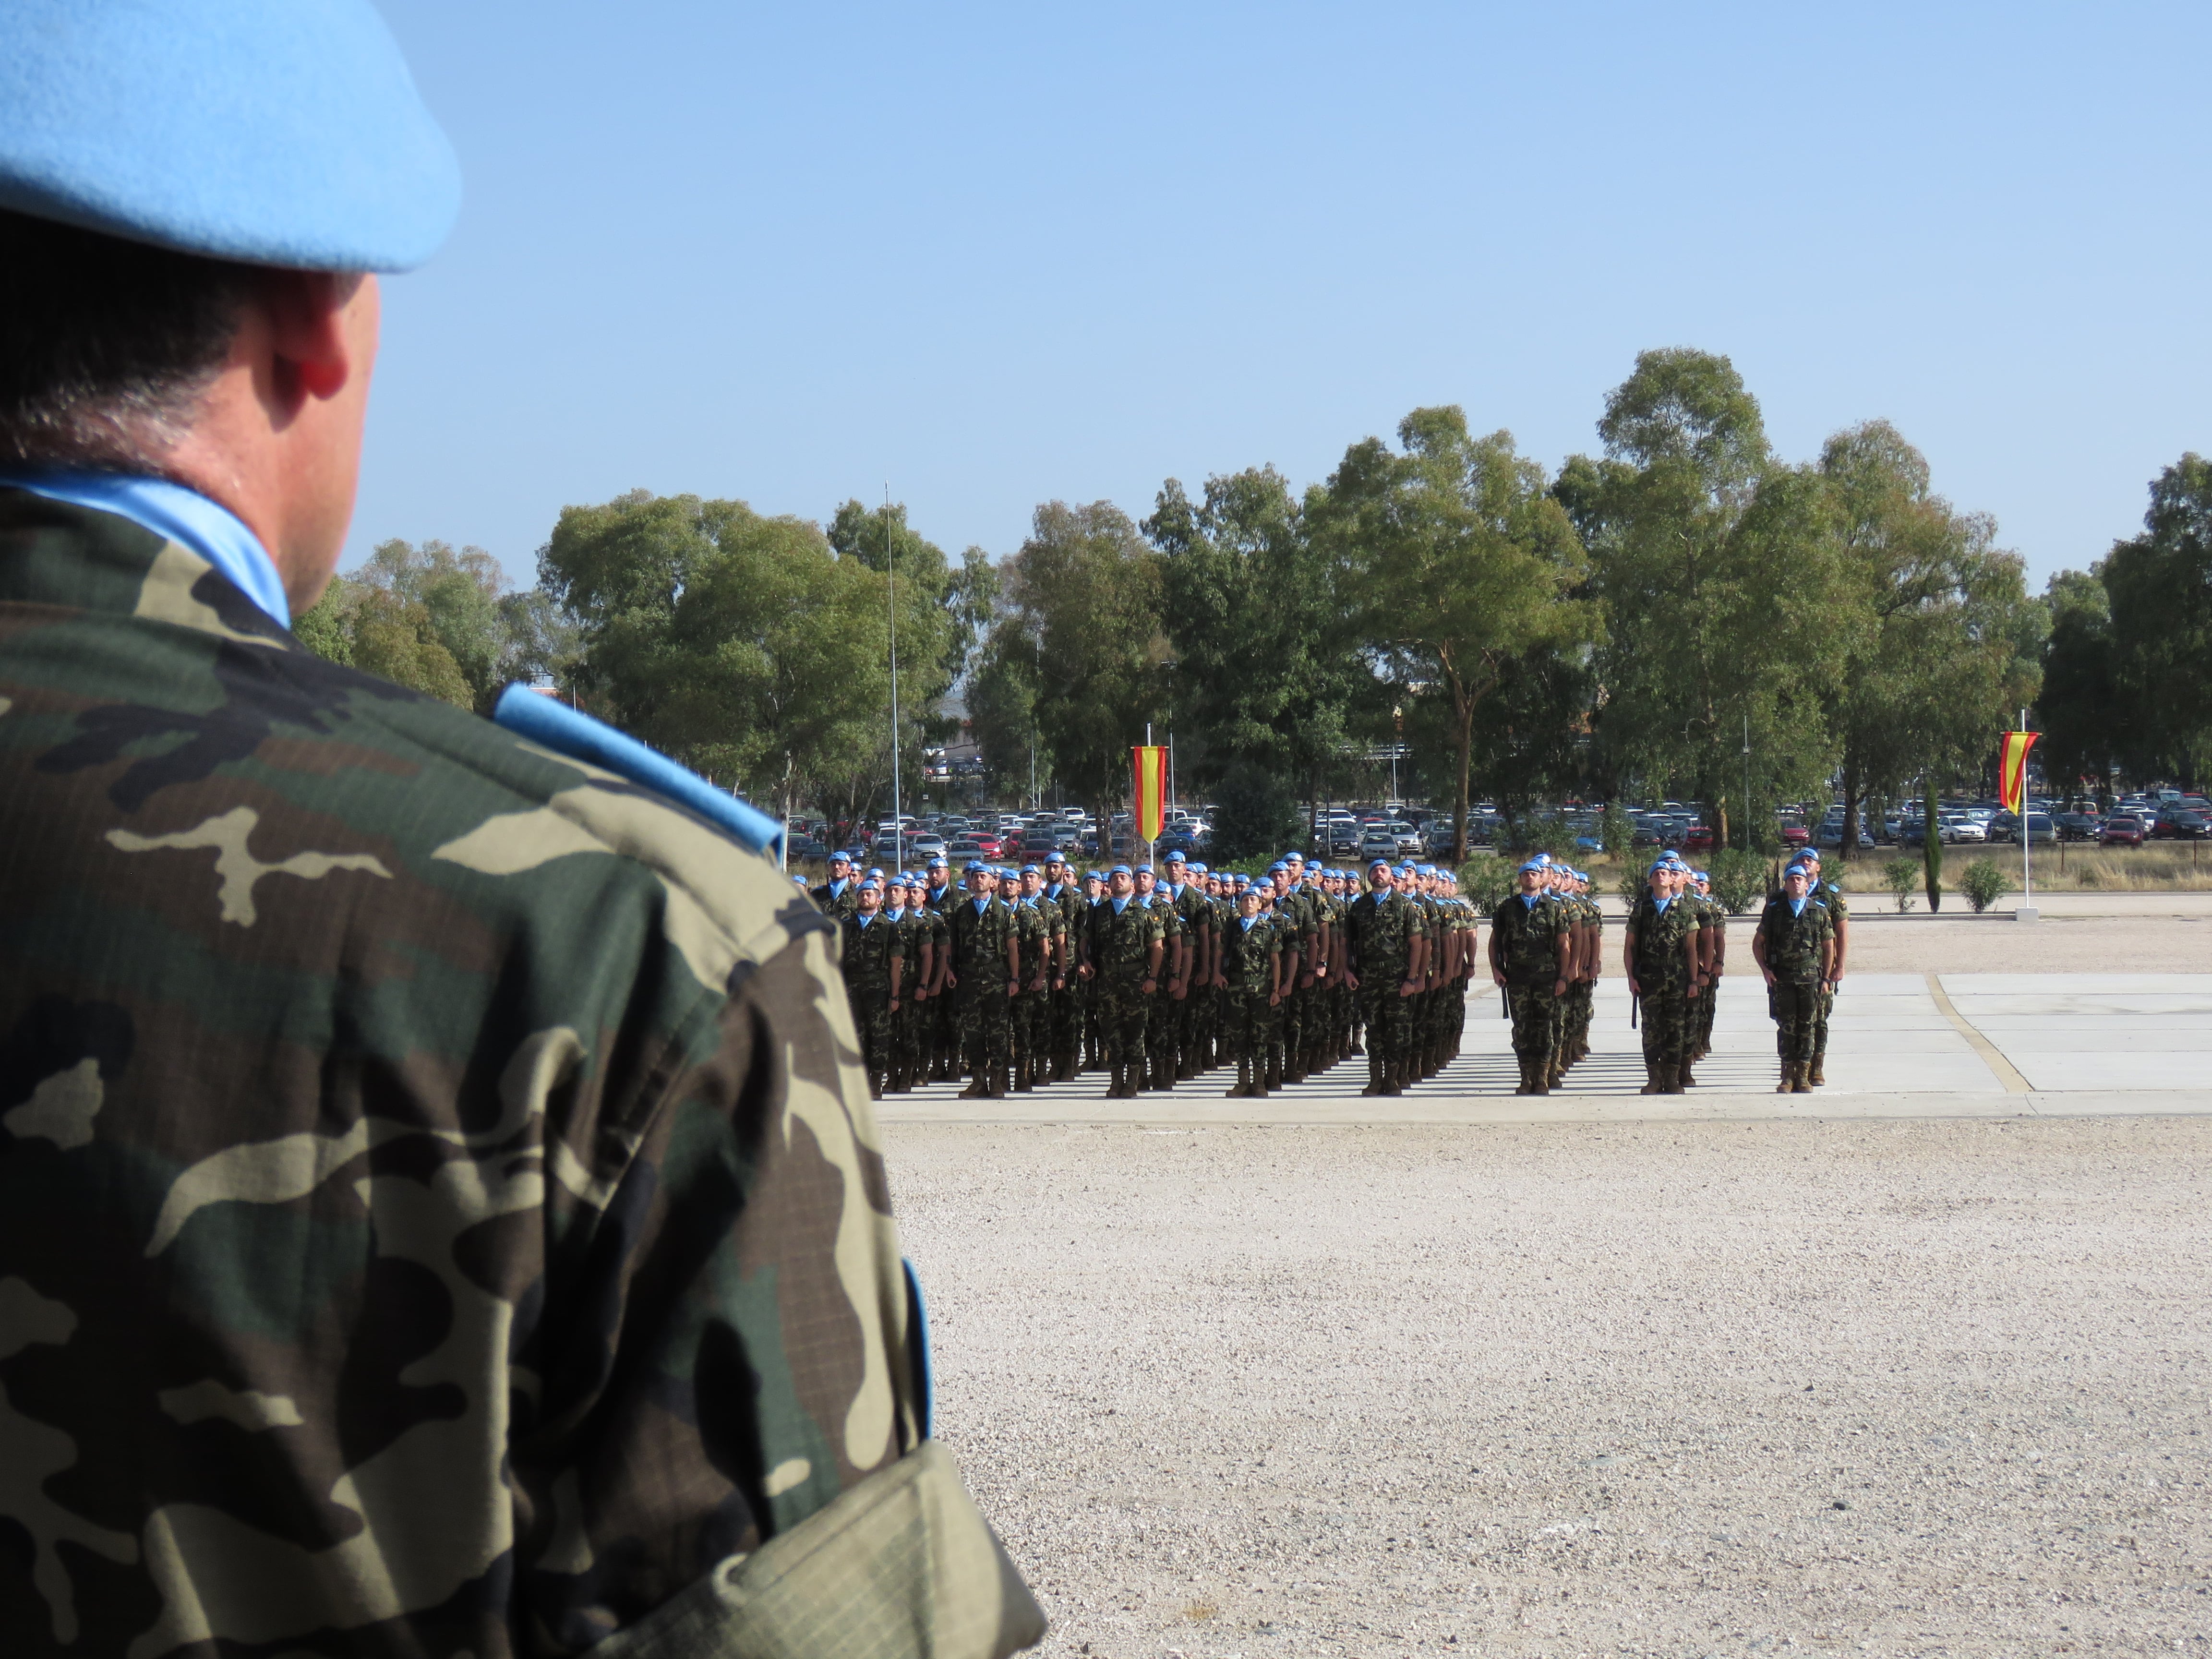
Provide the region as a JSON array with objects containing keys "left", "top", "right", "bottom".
[
  {"left": 1628, "top": 893, "right": 1698, "bottom": 985},
  {"left": 1758, "top": 895, "right": 1834, "bottom": 982},
  {"left": 841, "top": 908, "right": 905, "bottom": 992},
  {"left": 1490, "top": 891, "right": 1569, "bottom": 986},
  {"left": 0, "top": 492, "right": 1039, "bottom": 1659},
  {"left": 1342, "top": 889, "right": 1414, "bottom": 981},
  {"left": 811, "top": 876, "right": 860, "bottom": 921},
  {"left": 1087, "top": 897, "right": 1163, "bottom": 986},
  {"left": 1218, "top": 914, "right": 1279, "bottom": 995},
  {"left": 946, "top": 894, "right": 1017, "bottom": 986}
]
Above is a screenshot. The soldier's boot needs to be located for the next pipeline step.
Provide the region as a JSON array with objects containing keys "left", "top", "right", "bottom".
[
  {"left": 1512, "top": 1056, "right": 1532, "bottom": 1096},
  {"left": 888, "top": 1059, "right": 906, "bottom": 1094},
  {"left": 1676, "top": 1057, "right": 1696, "bottom": 1088},
  {"left": 1228, "top": 1058, "right": 1251, "bottom": 1098},
  {"left": 1154, "top": 1055, "right": 1176, "bottom": 1094},
  {"left": 1106, "top": 1061, "right": 1124, "bottom": 1098},
  {"left": 1011, "top": 1051, "right": 1032, "bottom": 1093},
  {"left": 1349, "top": 1029, "right": 1365, "bottom": 1057},
  {"left": 1249, "top": 1056, "right": 1270, "bottom": 1098},
  {"left": 1792, "top": 1062, "right": 1815, "bottom": 1094},
  {"left": 1641, "top": 1059, "right": 1663, "bottom": 1095},
  {"left": 1376, "top": 1056, "right": 1403, "bottom": 1097},
  {"left": 1658, "top": 1063, "right": 1683, "bottom": 1095},
  {"left": 1809, "top": 1052, "right": 1827, "bottom": 1086},
  {"left": 1361, "top": 1053, "right": 1386, "bottom": 1097},
  {"left": 867, "top": 1070, "right": 884, "bottom": 1100},
  {"left": 958, "top": 1064, "right": 987, "bottom": 1099},
  {"left": 1264, "top": 1054, "right": 1283, "bottom": 1091}
]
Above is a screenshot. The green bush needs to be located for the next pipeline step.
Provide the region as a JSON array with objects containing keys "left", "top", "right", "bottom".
[
  {"left": 1455, "top": 853, "right": 1512, "bottom": 916},
  {"left": 1960, "top": 857, "right": 2009, "bottom": 913},
  {"left": 1705, "top": 848, "right": 1767, "bottom": 915},
  {"left": 1503, "top": 817, "right": 1577, "bottom": 860},
  {"left": 1207, "top": 762, "right": 1302, "bottom": 864},
  {"left": 1882, "top": 856, "right": 1919, "bottom": 912},
  {"left": 1618, "top": 861, "right": 1649, "bottom": 905}
]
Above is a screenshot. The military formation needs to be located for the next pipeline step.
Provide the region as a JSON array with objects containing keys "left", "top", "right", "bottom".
[
  {"left": 817, "top": 840, "right": 1854, "bottom": 1099},
  {"left": 812, "top": 847, "right": 1479, "bottom": 1099}
]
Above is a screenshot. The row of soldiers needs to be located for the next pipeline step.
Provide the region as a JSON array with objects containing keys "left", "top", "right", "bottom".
[{"left": 810, "top": 847, "right": 1481, "bottom": 1099}]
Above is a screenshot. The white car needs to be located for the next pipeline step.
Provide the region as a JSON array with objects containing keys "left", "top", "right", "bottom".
[{"left": 1941, "top": 815, "right": 1987, "bottom": 844}]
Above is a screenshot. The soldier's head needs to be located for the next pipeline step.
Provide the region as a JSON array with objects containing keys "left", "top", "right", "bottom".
[
  {"left": 1283, "top": 851, "right": 1305, "bottom": 883},
  {"left": 1268, "top": 861, "right": 1291, "bottom": 896},
  {"left": 1083, "top": 870, "right": 1104, "bottom": 898},
  {"left": 829, "top": 851, "right": 853, "bottom": 879},
  {"left": 855, "top": 878, "right": 882, "bottom": 913},
  {"left": 1162, "top": 850, "right": 1186, "bottom": 884},
  {"left": 1108, "top": 865, "right": 1134, "bottom": 898},
  {"left": 1695, "top": 871, "right": 1711, "bottom": 896},
  {"left": 1369, "top": 856, "right": 1393, "bottom": 891},
  {"left": 1517, "top": 856, "right": 1548, "bottom": 895},
  {"left": 927, "top": 856, "right": 948, "bottom": 887},
  {"left": 1238, "top": 886, "right": 1262, "bottom": 916},
  {"left": 1797, "top": 848, "right": 1821, "bottom": 881},
  {"left": 1044, "top": 853, "right": 1066, "bottom": 881},
  {"left": 1134, "top": 864, "right": 1155, "bottom": 895},
  {"left": 1783, "top": 865, "right": 1811, "bottom": 900},
  {"left": 964, "top": 859, "right": 990, "bottom": 896},
  {"left": 1020, "top": 865, "right": 1044, "bottom": 898}
]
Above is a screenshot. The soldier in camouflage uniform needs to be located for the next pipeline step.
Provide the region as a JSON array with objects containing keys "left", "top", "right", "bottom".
[
  {"left": 946, "top": 862, "right": 1020, "bottom": 1098},
  {"left": 1684, "top": 869, "right": 1725, "bottom": 1086},
  {"left": 1624, "top": 854, "right": 1705, "bottom": 1094},
  {"left": 890, "top": 872, "right": 940, "bottom": 1092},
  {"left": 813, "top": 846, "right": 861, "bottom": 919},
  {"left": 1217, "top": 883, "right": 1285, "bottom": 1096},
  {"left": 1489, "top": 858, "right": 1571, "bottom": 1094},
  {"left": 0, "top": 14, "right": 1041, "bottom": 1647},
  {"left": 1077, "top": 868, "right": 1106, "bottom": 1069},
  {"left": 1755, "top": 861, "right": 1836, "bottom": 1094},
  {"left": 1042, "top": 854, "right": 1083, "bottom": 1081},
  {"left": 1796, "top": 846, "right": 1849, "bottom": 1085},
  {"left": 1006, "top": 866, "right": 1046, "bottom": 1092},
  {"left": 1162, "top": 852, "right": 1214, "bottom": 1081},
  {"left": 1084, "top": 866, "right": 1163, "bottom": 1098},
  {"left": 1344, "top": 856, "right": 1420, "bottom": 1095},
  {"left": 1129, "top": 866, "right": 1179, "bottom": 1090},
  {"left": 922, "top": 854, "right": 960, "bottom": 1080},
  {"left": 840, "top": 876, "right": 906, "bottom": 1097}
]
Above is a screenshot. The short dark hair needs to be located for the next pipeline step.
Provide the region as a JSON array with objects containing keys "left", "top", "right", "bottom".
[{"left": 0, "top": 209, "right": 257, "bottom": 469}]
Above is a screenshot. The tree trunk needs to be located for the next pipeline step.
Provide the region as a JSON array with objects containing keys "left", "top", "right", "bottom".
[
  {"left": 1840, "top": 752, "right": 1863, "bottom": 858},
  {"left": 1452, "top": 682, "right": 1474, "bottom": 866},
  {"left": 1922, "top": 775, "right": 1943, "bottom": 913}
]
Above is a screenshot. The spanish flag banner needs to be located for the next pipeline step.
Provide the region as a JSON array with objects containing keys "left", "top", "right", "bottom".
[
  {"left": 1132, "top": 745, "right": 1168, "bottom": 842},
  {"left": 1999, "top": 729, "right": 2039, "bottom": 814}
]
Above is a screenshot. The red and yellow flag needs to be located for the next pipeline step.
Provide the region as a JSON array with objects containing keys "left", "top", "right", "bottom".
[
  {"left": 1999, "top": 729, "right": 2039, "bottom": 813},
  {"left": 1132, "top": 745, "right": 1168, "bottom": 842}
]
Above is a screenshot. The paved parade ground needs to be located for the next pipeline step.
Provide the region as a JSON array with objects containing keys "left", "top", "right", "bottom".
[{"left": 882, "top": 911, "right": 2212, "bottom": 1657}]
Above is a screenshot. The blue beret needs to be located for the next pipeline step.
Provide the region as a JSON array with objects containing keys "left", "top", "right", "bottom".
[
  {"left": 836, "top": 849, "right": 861, "bottom": 861},
  {"left": 858, "top": 878, "right": 880, "bottom": 890},
  {"left": 963, "top": 859, "right": 986, "bottom": 874},
  {"left": 1518, "top": 857, "right": 1548, "bottom": 874},
  {"left": 1369, "top": 855, "right": 1393, "bottom": 869},
  {"left": 1134, "top": 864, "right": 1153, "bottom": 875},
  {"left": 1284, "top": 850, "right": 1305, "bottom": 862},
  {"left": 1109, "top": 864, "right": 1131, "bottom": 876},
  {"left": 1267, "top": 861, "right": 1289, "bottom": 873},
  {"left": 1417, "top": 863, "right": 1436, "bottom": 876},
  {"left": 791, "top": 874, "right": 808, "bottom": 887},
  {"left": 1189, "top": 862, "right": 1208, "bottom": 873},
  {"left": 1020, "top": 863, "right": 1039, "bottom": 875},
  {"left": 926, "top": 854, "right": 948, "bottom": 867},
  {"left": 0, "top": 0, "right": 460, "bottom": 271},
  {"left": 1163, "top": 849, "right": 1186, "bottom": 862}
]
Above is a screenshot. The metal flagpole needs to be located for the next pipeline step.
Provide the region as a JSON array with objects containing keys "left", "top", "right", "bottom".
[
  {"left": 886, "top": 488, "right": 900, "bottom": 852},
  {"left": 2020, "top": 707, "right": 2030, "bottom": 909}
]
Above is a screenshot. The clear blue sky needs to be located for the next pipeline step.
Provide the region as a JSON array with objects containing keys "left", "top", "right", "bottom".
[{"left": 354, "top": 1, "right": 2209, "bottom": 592}]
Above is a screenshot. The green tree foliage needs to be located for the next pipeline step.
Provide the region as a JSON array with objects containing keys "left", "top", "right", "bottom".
[
  {"left": 1311, "top": 407, "right": 1592, "bottom": 863},
  {"left": 541, "top": 491, "right": 943, "bottom": 823},
  {"left": 2100, "top": 454, "right": 2212, "bottom": 787},
  {"left": 1822, "top": 421, "right": 2044, "bottom": 852},
  {"left": 1207, "top": 759, "right": 1303, "bottom": 863},
  {"left": 2037, "top": 568, "right": 2120, "bottom": 804},
  {"left": 1146, "top": 466, "right": 1368, "bottom": 816},
  {"left": 975, "top": 501, "right": 1164, "bottom": 830},
  {"left": 1565, "top": 350, "right": 1853, "bottom": 848},
  {"left": 1704, "top": 849, "right": 1767, "bottom": 915},
  {"left": 291, "top": 540, "right": 518, "bottom": 710}
]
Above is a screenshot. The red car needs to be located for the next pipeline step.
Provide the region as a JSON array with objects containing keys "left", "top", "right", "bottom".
[
  {"left": 2099, "top": 815, "right": 2146, "bottom": 848},
  {"left": 970, "top": 831, "right": 1005, "bottom": 858},
  {"left": 1778, "top": 822, "right": 1811, "bottom": 849},
  {"left": 1683, "top": 825, "right": 1716, "bottom": 852}
]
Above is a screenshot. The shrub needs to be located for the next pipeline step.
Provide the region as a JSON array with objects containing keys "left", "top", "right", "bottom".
[
  {"left": 1883, "top": 857, "right": 1919, "bottom": 912},
  {"left": 1618, "top": 862, "right": 1648, "bottom": 905},
  {"left": 1960, "top": 858, "right": 2009, "bottom": 913},
  {"left": 1706, "top": 848, "right": 1767, "bottom": 915},
  {"left": 1458, "top": 853, "right": 1513, "bottom": 917},
  {"left": 1207, "top": 762, "right": 1302, "bottom": 864}
]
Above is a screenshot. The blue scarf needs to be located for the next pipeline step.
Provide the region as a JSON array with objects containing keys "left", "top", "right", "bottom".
[
  {"left": 1109, "top": 895, "right": 1130, "bottom": 915},
  {"left": 1788, "top": 896, "right": 1807, "bottom": 917}
]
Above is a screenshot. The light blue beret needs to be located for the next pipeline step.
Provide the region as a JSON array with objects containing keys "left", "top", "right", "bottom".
[
  {"left": 1109, "top": 864, "right": 1131, "bottom": 876},
  {"left": 0, "top": 0, "right": 461, "bottom": 271},
  {"left": 963, "top": 859, "right": 987, "bottom": 874},
  {"left": 1267, "top": 861, "right": 1289, "bottom": 874},
  {"left": 1020, "top": 863, "right": 1040, "bottom": 875},
  {"left": 1518, "top": 857, "right": 1548, "bottom": 874}
]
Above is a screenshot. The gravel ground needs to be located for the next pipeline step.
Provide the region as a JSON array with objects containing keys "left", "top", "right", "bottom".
[
  {"left": 1752, "top": 913, "right": 2212, "bottom": 977},
  {"left": 892, "top": 1118, "right": 2212, "bottom": 1657}
]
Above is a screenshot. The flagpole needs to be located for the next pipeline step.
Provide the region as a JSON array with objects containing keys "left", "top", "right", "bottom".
[{"left": 2020, "top": 709, "right": 2031, "bottom": 910}]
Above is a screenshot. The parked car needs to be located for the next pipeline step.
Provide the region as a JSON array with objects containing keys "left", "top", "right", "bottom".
[
  {"left": 2099, "top": 815, "right": 2146, "bottom": 848},
  {"left": 1358, "top": 829, "right": 1401, "bottom": 863},
  {"left": 1940, "top": 814, "right": 1987, "bottom": 844},
  {"left": 1776, "top": 820, "right": 1809, "bottom": 849},
  {"left": 789, "top": 835, "right": 829, "bottom": 862},
  {"left": 2054, "top": 811, "right": 2099, "bottom": 841},
  {"left": 970, "top": 831, "right": 1005, "bottom": 858},
  {"left": 2155, "top": 806, "right": 2211, "bottom": 840},
  {"left": 1683, "top": 824, "right": 1717, "bottom": 853}
]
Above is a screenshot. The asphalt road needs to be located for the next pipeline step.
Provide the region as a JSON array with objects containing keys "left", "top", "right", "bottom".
[{"left": 893, "top": 1116, "right": 2212, "bottom": 1658}]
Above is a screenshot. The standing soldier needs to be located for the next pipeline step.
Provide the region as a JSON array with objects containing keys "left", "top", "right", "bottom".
[
  {"left": 839, "top": 877, "right": 903, "bottom": 1098},
  {"left": 1219, "top": 880, "right": 1286, "bottom": 1096},
  {"left": 1490, "top": 857, "right": 1571, "bottom": 1095},
  {"left": 1008, "top": 865, "right": 1047, "bottom": 1092},
  {"left": 812, "top": 847, "right": 861, "bottom": 917},
  {"left": 1078, "top": 868, "right": 1107, "bottom": 1070},
  {"left": 1683, "top": 869, "right": 1725, "bottom": 1086},
  {"left": 1754, "top": 860, "right": 1836, "bottom": 1094},
  {"left": 1132, "top": 865, "right": 1182, "bottom": 1089},
  {"left": 946, "top": 859, "right": 1020, "bottom": 1098},
  {"left": 902, "top": 872, "right": 945, "bottom": 1092},
  {"left": 1085, "top": 865, "right": 1164, "bottom": 1097},
  {"left": 1796, "top": 846, "right": 1849, "bottom": 1085},
  {"left": 1624, "top": 855, "right": 1704, "bottom": 1094},
  {"left": 1266, "top": 861, "right": 1310, "bottom": 1081},
  {"left": 1042, "top": 854, "right": 1082, "bottom": 1082},
  {"left": 923, "top": 854, "right": 958, "bottom": 1079},
  {"left": 1344, "top": 855, "right": 1419, "bottom": 1095},
  {"left": 1163, "top": 851, "right": 1213, "bottom": 1080}
]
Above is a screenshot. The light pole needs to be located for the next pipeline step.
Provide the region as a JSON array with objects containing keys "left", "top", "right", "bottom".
[{"left": 884, "top": 490, "right": 901, "bottom": 848}]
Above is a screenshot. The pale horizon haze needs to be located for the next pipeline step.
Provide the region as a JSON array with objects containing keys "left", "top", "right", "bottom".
[{"left": 353, "top": 1, "right": 2211, "bottom": 592}]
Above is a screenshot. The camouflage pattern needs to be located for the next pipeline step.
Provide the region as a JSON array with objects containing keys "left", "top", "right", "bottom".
[
  {"left": 1629, "top": 891, "right": 1699, "bottom": 1068},
  {"left": 1769, "top": 978, "right": 1820, "bottom": 1064},
  {"left": 1490, "top": 892, "right": 1569, "bottom": 1060},
  {"left": 840, "top": 908, "right": 905, "bottom": 1078},
  {"left": 0, "top": 493, "right": 1041, "bottom": 1658},
  {"left": 1166, "top": 880, "right": 1212, "bottom": 1074},
  {"left": 1810, "top": 878, "right": 1848, "bottom": 1062},
  {"left": 1217, "top": 914, "right": 1278, "bottom": 1063},
  {"left": 1343, "top": 886, "right": 1415, "bottom": 1066},
  {"left": 947, "top": 895, "right": 1017, "bottom": 1078},
  {"left": 1086, "top": 896, "right": 1161, "bottom": 1070},
  {"left": 1690, "top": 889, "right": 1724, "bottom": 1056},
  {"left": 1756, "top": 893, "right": 1833, "bottom": 984},
  {"left": 1140, "top": 893, "right": 1185, "bottom": 1083},
  {"left": 1009, "top": 897, "right": 1049, "bottom": 1080}
]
